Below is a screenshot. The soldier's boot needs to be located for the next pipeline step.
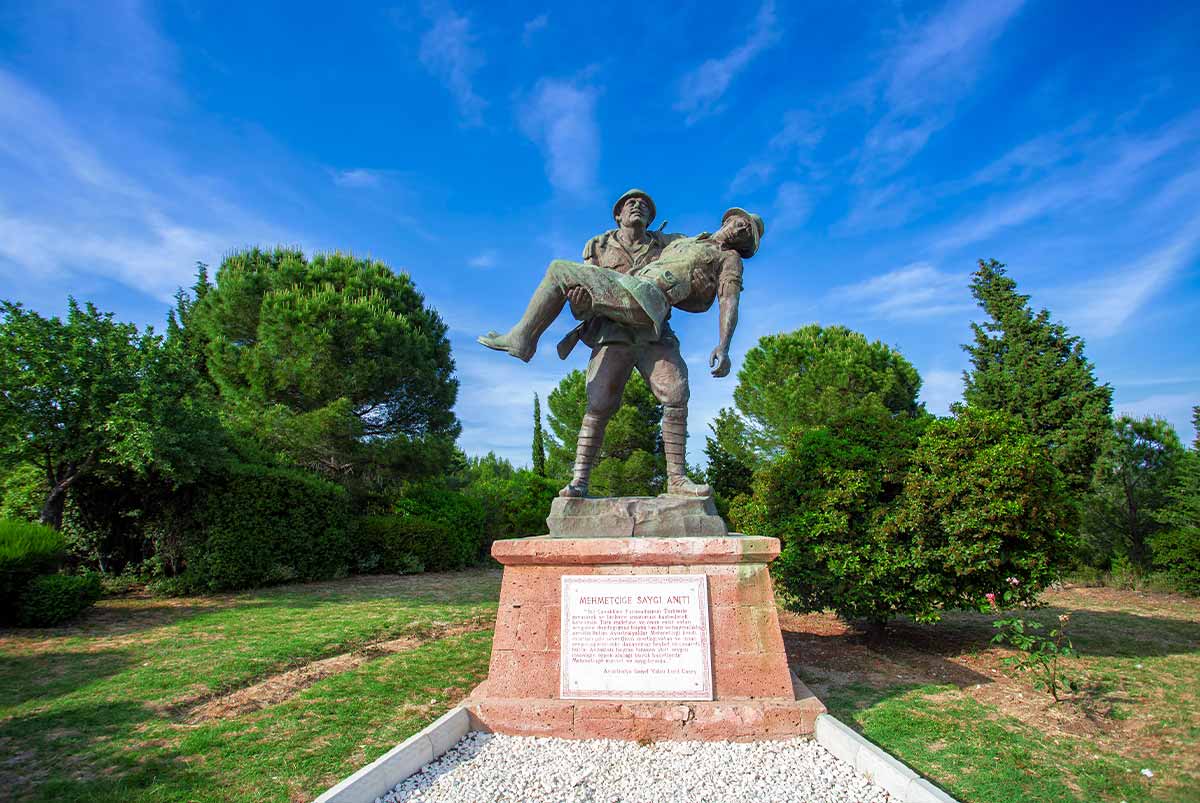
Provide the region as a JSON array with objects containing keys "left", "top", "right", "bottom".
[
  {"left": 662, "top": 404, "right": 712, "bottom": 497},
  {"left": 477, "top": 274, "right": 566, "bottom": 362},
  {"left": 559, "top": 413, "right": 607, "bottom": 498}
]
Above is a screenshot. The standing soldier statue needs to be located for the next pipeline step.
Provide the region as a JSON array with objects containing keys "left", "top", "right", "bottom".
[{"left": 479, "top": 191, "right": 763, "bottom": 500}]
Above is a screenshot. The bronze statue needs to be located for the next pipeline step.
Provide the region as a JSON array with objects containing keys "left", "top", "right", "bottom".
[{"left": 479, "top": 191, "right": 764, "bottom": 499}]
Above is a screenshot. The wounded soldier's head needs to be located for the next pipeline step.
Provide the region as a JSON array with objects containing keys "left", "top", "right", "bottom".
[{"left": 718, "top": 208, "right": 765, "bottom": 258}]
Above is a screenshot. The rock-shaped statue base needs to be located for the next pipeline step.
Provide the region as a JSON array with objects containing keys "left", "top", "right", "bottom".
[{"left": 546, "top": 495, "right": 728, "bottom": 538}]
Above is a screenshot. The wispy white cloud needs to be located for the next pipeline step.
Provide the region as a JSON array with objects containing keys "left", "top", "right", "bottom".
[
  {"left": 419, "top": 3, "right": 486, "bottom": 126},
  {"left": 853, "top": 0, "right": 1027, "bottom": 182},
  {"left": 468, "top": 250, "right": 498, "bottom": 269},
  {"left": 452, "top": 348, "right": 565, "bottom": 466},
  {"left": 332, "top": 168, "right": 384, "bottom": 188},
  {"left": 522, "top": 13, "right": 549, "bottom": 47},
  {"left": 1055, "top": 214, "right": 1200, "bottom": 339},
  {"left": 772, "top": 182, "right": 811, "bottom": 231},
  {"left": 830, "top": 262, "right": 972, "bottom": 320},
  {"left": 935, "top": 113, "right": 1200, "bottom": 250},
  {"left": 729, "top": 110, "right": 823, "bottom": 196},
  {"left": 517, "top": 76, "right": 600, "bottom": 198},
  {"left": 0, "top": 67, "right": 278, "bottom": 302},
  {"left": 675, "top": 0, "right": 781, "bottom": 124}
]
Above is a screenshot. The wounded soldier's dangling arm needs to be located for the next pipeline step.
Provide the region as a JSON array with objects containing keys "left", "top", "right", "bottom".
[{"left": 709, "top": 253, "right": 743, "bottom": 378}]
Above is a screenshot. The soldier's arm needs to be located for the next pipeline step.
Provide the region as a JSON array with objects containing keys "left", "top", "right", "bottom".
[
  {"left": 582, "top": 235, "right": 602, "bottom": 266},
  {"left": 710, "top": 251, "right": 743, "bottom": 378}
]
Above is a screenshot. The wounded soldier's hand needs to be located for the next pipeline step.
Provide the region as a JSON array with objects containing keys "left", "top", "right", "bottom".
[
  {"left": 567, "top": 286, "right": 593, "bottom": 319},
  {"left": 710, "top": 346, "right": 731, "bottom": 378}
]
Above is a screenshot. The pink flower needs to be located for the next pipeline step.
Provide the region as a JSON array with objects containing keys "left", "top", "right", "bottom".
[
  {"left": 985, "top": 592, "right": 997, "bottom": 607},
  {"left": 1007, "top": 576, "right": 1020, "bottom": 587}
]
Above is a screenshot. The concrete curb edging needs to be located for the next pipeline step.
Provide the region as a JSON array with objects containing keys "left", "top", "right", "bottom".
[
  {"left": 313, "top": 706, "right": 471, "bottom": 803},
  {"left": 315, "top": 708, "right": 960, "bottom": 803},
  {"left": 814, "top": 713, "right": 959, "bottom": 803}
]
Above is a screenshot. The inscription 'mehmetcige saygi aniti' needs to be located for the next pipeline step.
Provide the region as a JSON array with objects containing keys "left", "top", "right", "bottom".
[{"left": 559, "top": 575, "right": 712, "bottom": 701}]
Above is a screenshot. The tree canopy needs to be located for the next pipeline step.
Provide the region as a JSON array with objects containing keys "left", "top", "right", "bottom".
[
  {"left": 0, "top": 299, "right": 221, "bottom": 528},
  {"left": 731, "top": 324, "right": 923, "bottom": 459},
  {"left": 1083, "top": 415, "right": 1184, "bottom": 569},
  {"left": 963, "top": 259, "right": 1112, "bottom": 497},
  {"left": 545, "top": 370, "right": 663, "bottom": 496},
  {"left": 189, "top": 248, "right": 460, "bottom": 481}
]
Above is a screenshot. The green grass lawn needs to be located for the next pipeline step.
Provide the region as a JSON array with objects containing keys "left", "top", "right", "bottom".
[
  {"left": 0, "top": 570, "right": 501, "bottom": 803},
  {"left": 785, "top": 586, "right": 1200, "bottom": 803},
  {"left": 3, "top": 571, "right": 1197, "bottom": 803}
]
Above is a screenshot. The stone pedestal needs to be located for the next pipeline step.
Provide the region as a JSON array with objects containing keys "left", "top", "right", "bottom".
[
  {"left": 546, "top": 496, "right": 728, "bottom": 537},
  {"left": 465, "top": 534, "right": 825, "bottom": 741}
]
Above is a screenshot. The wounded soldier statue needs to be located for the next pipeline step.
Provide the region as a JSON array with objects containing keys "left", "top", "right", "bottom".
[{"left": 479, "top": 203, "right": 765, "bottom": 500}]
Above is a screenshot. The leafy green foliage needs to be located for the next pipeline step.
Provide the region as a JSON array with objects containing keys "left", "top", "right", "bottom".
[
  {"left": 392, "top": 481, "right": 487, "bottom": 564},
  {"left": 0, "top": 298, "right": 223, "bottom": 529},
  {"left": 464, "top": 469, "right": 560, "bottom": 543},
  {"left": 0, "top": 465, "right": 46, "bottom": 522},
  {"left": 16, "top": 572, "right": 102, "bottom": 627},
  {"left": 1151, "top": 406, "right": 1200, "bottom": 592},
  {"left": 732, "top": 406, "right": 1073, "bottom": 626},
  {"left": 545, "top": 370, "right": 664, "bottom": 495},
  {"left": 991, "top": 611, "right": 1079, "bottom": 701},
  {"left": 189, "top": 248, "right": 459, "bottom": 484},
  {"left": 890, "top": 407, "right": 1075, "bottom": 613},
  {"left": 963, "top": 260, "right": 1112, "bottom": 497},
  {"left": 730, "top": 402, "right": 927, "bottom": 625},
  {"left": 1083, "top": 415, "right": 1184, "bottom": 569},
  {"left": 0, "top": 519, "right": 65, "bottom": 614},
  {"left": 704, "top": 408, "right": 754, "bottom": 500},
  {"left": 350, "top": 516, "right": 431, "bottom": 574},
  {"left": 731, "top": 324, "right": 923, "bottom": 459},
  {"left": 181, "top": 463, "right": 352, "bottom": 591}
]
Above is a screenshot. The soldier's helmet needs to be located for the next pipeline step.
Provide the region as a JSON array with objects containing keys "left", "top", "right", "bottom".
[
  {"left": 612, "top": 189, "right": 657, "bottom": 225},
  {"left": 721, "top": 207, "right": 765, "bottom": 258}
]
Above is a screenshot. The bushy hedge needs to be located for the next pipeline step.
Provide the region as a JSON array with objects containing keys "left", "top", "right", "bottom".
[
  {"left": 391, "top": 481, "right": 486, "bottom": 566},
  {"left": 17, "top": 572, "right": 102, "bottom": 626},
  {"left": 732, "top": 405, "right": 1074, "bottom": 627},
  {"left": 1, "top": 519, "right": 65, "bottom": 613},
  {"left": 464, "top": 470, "right": 559, "bottom": 546},
  {"left": 181, "top": 462, "right": 352, "bottom": 591},
  {"left": 353, "top": 515, "right": 447, "bottom": 573}
]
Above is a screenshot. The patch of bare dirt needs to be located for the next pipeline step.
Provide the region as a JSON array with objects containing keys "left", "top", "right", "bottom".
[
  {"left": 780, "top": 586, "right": 1200, "bottom": 754},
  {"left": 181, "top": 617, "right": 494, "bottom": 723}
]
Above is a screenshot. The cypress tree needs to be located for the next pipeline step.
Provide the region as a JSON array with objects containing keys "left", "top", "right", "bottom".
[
  {"left": 962, "top": 259, "right": 1112, "bottom": 498},
  {"left": 532, "top": 393, "right": 546, "bottom": 477}
]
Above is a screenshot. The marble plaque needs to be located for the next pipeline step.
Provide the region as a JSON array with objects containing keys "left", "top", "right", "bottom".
[{"left": 559, "top": 575, "right": 712, "bottom": 701}]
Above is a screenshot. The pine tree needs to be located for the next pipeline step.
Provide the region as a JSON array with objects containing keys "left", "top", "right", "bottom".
[
  {"left": 1151, "top": 406, "right": 1200, "bottom": 591},
  {"left": 963, "top": 259, "right": 1112, "bottom": 498},
  {"left": 532, "top": 393, "right": 546, "bottom": 477}
]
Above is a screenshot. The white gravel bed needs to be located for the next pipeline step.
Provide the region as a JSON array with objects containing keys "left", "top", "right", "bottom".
[{"left": 378, "top": 732, "right": 891, "bottom": 803}]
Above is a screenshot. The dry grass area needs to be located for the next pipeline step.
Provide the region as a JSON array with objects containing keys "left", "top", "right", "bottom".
[
  {"left": 0, "top": 569, "right": 501, "bottom": 803},
  {"left": 783, "top": 585, "right": 1200, "bottom": 803},
  {"left": 2, "top": 571, "right": 1195, "bottom": 803}
]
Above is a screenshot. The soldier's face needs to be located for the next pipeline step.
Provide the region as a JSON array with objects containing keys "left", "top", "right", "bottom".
[{"left": 618, "top": 198, "right": 649, "bottom": 227}]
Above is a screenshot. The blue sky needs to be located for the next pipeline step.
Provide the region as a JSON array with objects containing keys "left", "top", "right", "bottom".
[{"left": 1, "top": 0, "right": 1198, "bottom": 466}]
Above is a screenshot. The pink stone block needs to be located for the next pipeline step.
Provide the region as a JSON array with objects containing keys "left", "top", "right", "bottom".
[
  {"left": 712, "top": 651, "right": 794, "bottom": 699},
  {"left": 465, "top": 534, "right": 824, "bottom": 741}
]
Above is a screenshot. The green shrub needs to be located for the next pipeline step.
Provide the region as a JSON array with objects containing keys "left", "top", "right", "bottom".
[
  {"left": 181, "top": 462, "right": 351, "bottom": 591},
  {"left": 465, "top": 470, "right": 559, "bottom": 545},
  {"left": 352, "top": 515, "right": 446, "bottom": 573},
  {"left": 392, "top": 481, "right": 486, "bottom": 565},
  {"left": 0, "top": 519, "right": 65, "bottom": 615},
  {"left": 16, "top": 572, "right": 102, "bottom": 626},
  {"left": 732, "top": 405, "right": 1073, "bottom": 628},
  {"left": 0, "top": 465, "right": 47, "bottom": 522}
]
